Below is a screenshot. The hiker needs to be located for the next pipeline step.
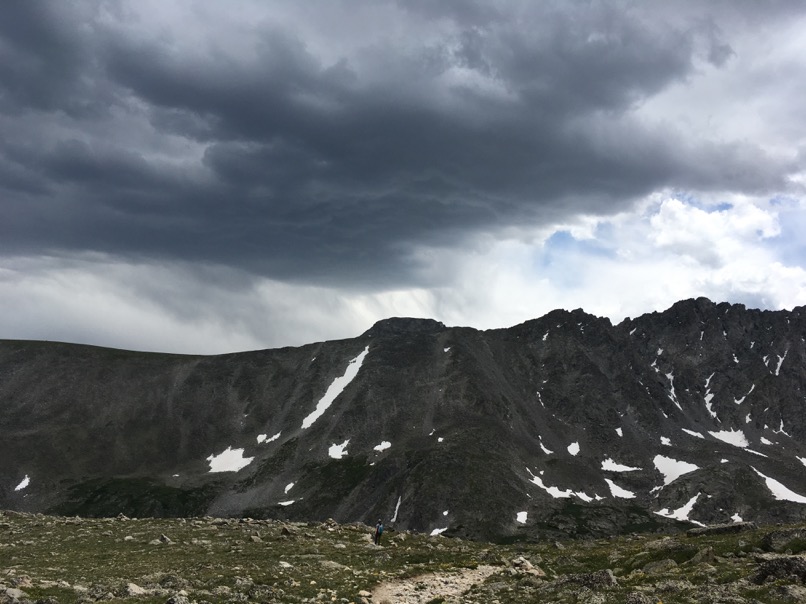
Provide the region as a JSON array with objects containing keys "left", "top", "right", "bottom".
[{"left": 374, "top": 519, "right": 384, "bottom": 545}]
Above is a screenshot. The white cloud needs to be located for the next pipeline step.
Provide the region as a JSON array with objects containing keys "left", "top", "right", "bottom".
[{"left": 650, "top": 197, "right": 780, "bottom": 266}]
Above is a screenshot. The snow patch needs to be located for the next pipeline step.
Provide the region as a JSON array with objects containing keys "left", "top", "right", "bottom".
[
  {"left": 257, "top": 431, "right": 281, "bottom": 444},
  {"left": 284, "top": 482, "right": 295, "bottom": 494},
  {"left": 709, "top": 429, "right": 749, "bottom": 448},
  {"left": 373, "top": 441, "right": 391, "bottom": 452},
  {"left": 430, "top": 527, "right": 448, "bottom": 536},
  {"left": 615, "top": 427, "right": 623, "bottom": 437},
  {"left": 655, "top": 493, "right": 702, "bottom": 524},
  {"left": 530, "top": 475, "right": 573, "bottom": 499},
  {"left": 567, "top": 442, "right": 580, "bottom": 456},
  {"left": 703, "top": 382, "right": 718, "bottom": 421},
  {"left": 653, "top": 455, "right": 699, "bottom": 485},
  {"left": 665, "top": 372, "right": 681, "bottom": 410},
  {"left": 391, "top": 496, "right": 402, "bottom": 523},
  {"left": 760, "top": 437, "right": 773, "bottom": 445},
  {"left": 734, "top": 384, "right": 755, "bottom": 405},
  {"left": 773, "top": 420, "right": 791, "bottom": 437},
  {"left": 278, "top": 500, "right": 295, "bottom": 506},
  {"left": 443, "top": 347, "right": 451, "bottom": 352},
  {"left": 302, "top": 346, "right": 369, "bottom": 429},
  {"left": 731, "top": 513, "right": 743, "bottom": 523},
  {"left": 681, "top": 429, "right": 705, "bottom": 439},
  {"left": 526, "top": 467, "right": 591, "bottom": 501},
  {"left": 328, "top": 440, "right": 350, "bottom": 459},
  {"left": 539, "top": 438, "right": 553, "bottom": 454},
  {"left": 516, "top": 511, "right": 528, "bottom": 524},
  {"left": 745, "top": 449, "right": 768, "bottom": 458},
  {"left": 798, "top": 457, "right": 806, "bottom": 468},
  {"left": 14, "top": 475, "right": 30, "bottom": 492},
  {"left": 775, "top": 350, "right": 788, "bottom": 376},
  {"left": 660, "top": 436, "right": 671, "bottom": 446},
  {"left": 604, "top": 478, "right": 636, "bottom": 499},
  {"left": 207, "top": 447, "right": 254, "bottom": 473},
  {"left": 752, "top": 467, "right": 806, "bottom": 504},
  {"left": 705, "top": 392, "right": 719, "bottom": 421},
  {"left": 601, "top": 458, "right": 641, "bottom": 472}
]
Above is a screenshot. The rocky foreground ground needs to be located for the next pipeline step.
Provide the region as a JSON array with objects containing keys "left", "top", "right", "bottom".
[{"left": 3, "top": 511, "right": 806, "bottom": 603}]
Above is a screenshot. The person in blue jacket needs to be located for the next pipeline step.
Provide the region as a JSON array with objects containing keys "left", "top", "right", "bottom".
[{"left": 374, "top": 519, "right": 384, "bottom": 545}]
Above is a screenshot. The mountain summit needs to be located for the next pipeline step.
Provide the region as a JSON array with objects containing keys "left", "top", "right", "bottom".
[{"left": 2, "top": 298, "right": 806, "bottom": 540}]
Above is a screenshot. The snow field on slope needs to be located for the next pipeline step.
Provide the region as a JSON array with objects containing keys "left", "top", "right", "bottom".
[
  {"left": 653, "top": 455, "right": 699, "bottom": 486},
  {"left": 655, "top": 492, "right": 702, "bottom": 524},
  {"left": 302, "top": 346, "right": 369, "bottom": 430},
  {"left": 601, "top": 458, "right": 641, "bottom": 472},
  {"left": 207, "top": 447, "right": 254, "bottom": 473},
  {"left": 752, "top": 468, "right": 806, "bottom": 504}
]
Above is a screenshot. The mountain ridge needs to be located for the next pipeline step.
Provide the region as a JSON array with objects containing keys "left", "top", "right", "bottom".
[{"left": 2, "top": 297, "right": 806, "bottom": 541}]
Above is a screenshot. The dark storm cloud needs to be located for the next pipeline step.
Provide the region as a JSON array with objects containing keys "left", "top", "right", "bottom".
[{"left": 0, "top": 1, "right": 800, "bottom": 287}]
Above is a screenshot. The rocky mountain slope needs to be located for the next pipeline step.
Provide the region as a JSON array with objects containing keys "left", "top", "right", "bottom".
[{"left": 2, "top": 297, "right": 806, "bottom": 540}]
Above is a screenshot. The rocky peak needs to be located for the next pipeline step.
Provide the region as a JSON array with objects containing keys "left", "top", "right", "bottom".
[{"left": 363, "top": 317, "right": 446, "bottom": 338}]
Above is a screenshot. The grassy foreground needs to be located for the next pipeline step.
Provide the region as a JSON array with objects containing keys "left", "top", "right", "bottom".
[{"left": 2, "top": 511, "right": 806, "bottom": 603}]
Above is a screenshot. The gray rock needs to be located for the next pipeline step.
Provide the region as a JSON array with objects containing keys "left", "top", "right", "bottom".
[
  {"left": 643, "top": 559, "right": 678, "bottom": 574},
  {"left": 761, "top": 528, "right": 806, "bottom": 553},
  {"left": 3, "top": 588, "right": 27, "bottom": 602},
  {"left": 561, "top": 569, "right": 617, "bottom": 589},
  {"left": 645, "top": 537, "right": 678, "bottom": 551},
  {"left": 126, "top": 583, "right": 146, "bottom": 596},
  {"left": 773, "top": 584, "right": 806, "bottom": 602},
  {"left": 687, "top": 546, "right": 716, "bottom": 565},
  {"left": 752, "top": 555, "right": 806, "bottom": 585},
  {"left": 686, "top": 522, "right": 757, "bottom": 537}
]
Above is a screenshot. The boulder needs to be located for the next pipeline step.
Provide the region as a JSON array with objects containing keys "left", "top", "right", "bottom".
[
  {"left": 687, "top": 522, "right": 757, "bottom": 537},
  {"left": 126, "top": 583, "right": 147, "bottom": 596},
  {"left": 643, "top": 559, "right": 678, "bottom": 575},
  {"left": 761, "top": 528, "right": 806, "bottom": 553},
  {"left": 752, "top": 555, "right": 806, "bottom": 584}
]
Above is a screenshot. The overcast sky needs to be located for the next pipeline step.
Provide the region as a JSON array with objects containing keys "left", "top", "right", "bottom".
[{"left": 2, "top": 1, "right": 805, "bottom": 354}]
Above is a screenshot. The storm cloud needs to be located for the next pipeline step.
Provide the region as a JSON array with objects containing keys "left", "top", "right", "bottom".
[{"left": 1, "top": 1, "right": 805, "bottom": 352}]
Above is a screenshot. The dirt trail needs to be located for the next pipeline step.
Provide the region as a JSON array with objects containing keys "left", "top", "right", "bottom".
[{"left": 370, "top": 564, "right": 497, "bottom": 603}]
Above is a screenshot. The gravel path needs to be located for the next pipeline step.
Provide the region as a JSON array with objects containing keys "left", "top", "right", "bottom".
[{"left": 371, "top": 565, "right": 497, "bottom": 603}]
